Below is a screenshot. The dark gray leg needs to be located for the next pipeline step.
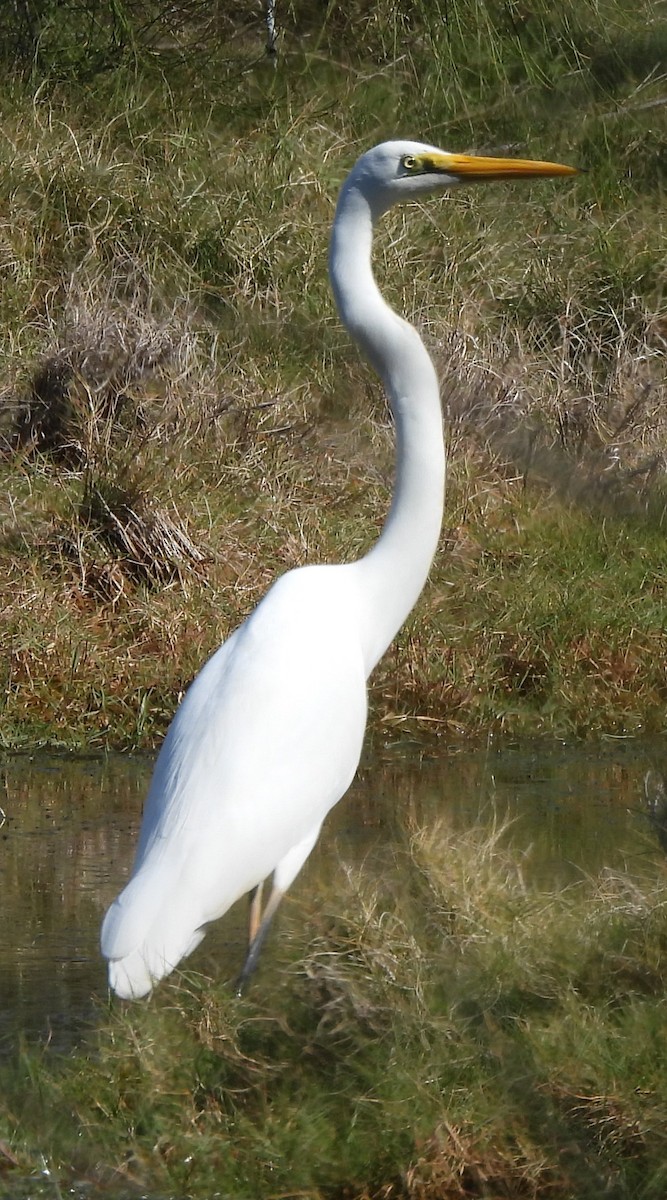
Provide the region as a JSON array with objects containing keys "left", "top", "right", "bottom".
[{"left": 235, "top": 883, "right": 286, "bottom": 996}]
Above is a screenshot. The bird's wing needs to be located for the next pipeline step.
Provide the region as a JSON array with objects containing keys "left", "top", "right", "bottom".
[{"left": 103, "top": 563, "right": 367, "bottom": 958}]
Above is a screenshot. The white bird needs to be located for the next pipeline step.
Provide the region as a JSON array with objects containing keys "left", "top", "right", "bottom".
[{"left": 101, "top": 140, "right": 576, "bottom": 999}]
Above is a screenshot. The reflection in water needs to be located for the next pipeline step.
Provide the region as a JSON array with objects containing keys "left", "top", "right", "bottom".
[
  {"left": 1, "top": 738, "right": 666, "bottom": 1056},
  {"left": 644, "top": 769, "right": 667, "bottom": 853},
  {"left": 0, "top": 755, "right": 151, "bottom": 1056}
]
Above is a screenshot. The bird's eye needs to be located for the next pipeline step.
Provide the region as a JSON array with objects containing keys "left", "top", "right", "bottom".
[{"left": 401, "top": 154, "right": 420, "bottom": 172}]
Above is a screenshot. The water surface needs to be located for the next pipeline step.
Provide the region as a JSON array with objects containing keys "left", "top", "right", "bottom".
[{"left": 1, "top": 737, "right": 665, "bottom": 1056}]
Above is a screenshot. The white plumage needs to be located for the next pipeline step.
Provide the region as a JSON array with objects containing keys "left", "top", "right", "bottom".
[{"left": 101, "top": 140, "right": 576, "bottom": 998}]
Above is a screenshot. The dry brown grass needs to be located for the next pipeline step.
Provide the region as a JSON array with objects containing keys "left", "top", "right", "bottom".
[{"left": 0, "top": 8, "right": 665, "bottom": 748}]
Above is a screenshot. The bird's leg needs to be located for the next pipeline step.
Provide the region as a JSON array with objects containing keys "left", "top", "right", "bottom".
[
  {"left": 235, "top": 881, "right": 285, "bottom": 997},
  {"left": 248, "top": 881, "right": 264, "bottom": 945}
]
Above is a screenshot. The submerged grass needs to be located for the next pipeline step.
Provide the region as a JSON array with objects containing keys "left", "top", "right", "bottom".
[{"left": 2, "top": 819, "right": 667, "bottom": 1197}]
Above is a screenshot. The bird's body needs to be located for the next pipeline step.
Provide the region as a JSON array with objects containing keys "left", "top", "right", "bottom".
[
  {"left": 103, "top": 564, "right": 368, "bottom": 999},
  {"left": 102, "top": 140, "right": 576, "bottom": 998}
]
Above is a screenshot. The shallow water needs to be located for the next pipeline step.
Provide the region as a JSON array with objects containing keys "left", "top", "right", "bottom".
[{"left": 1, "top": 737, "right": 666, "bottom": 1056}]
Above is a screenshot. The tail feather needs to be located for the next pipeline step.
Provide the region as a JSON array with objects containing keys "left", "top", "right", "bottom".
[
  {"left": 102, "top": 867, "right": 207, "bottom": 999},
  {"left": 107, "top": 925, "right": 207, "bottom": 999},
  {"left": 101, "top": 867, "right": 167, "bottom": 961}
]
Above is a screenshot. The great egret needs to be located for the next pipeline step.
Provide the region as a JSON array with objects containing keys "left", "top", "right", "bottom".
[{"left": 101, "top": 140, "right": 576, "bottom": 999}]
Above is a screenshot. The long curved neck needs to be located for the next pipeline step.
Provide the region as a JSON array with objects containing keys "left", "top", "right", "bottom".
[{"left": 329, "top": 179, "right": 445, "bottom": 676}]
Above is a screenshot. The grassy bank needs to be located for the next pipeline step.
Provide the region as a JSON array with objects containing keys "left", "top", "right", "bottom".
[
  {"left": 0, "top": 0, "right": 665, "bottom": 749},
  {"left": 2, "top": 817, "right": 667, "bottom": 1198}
]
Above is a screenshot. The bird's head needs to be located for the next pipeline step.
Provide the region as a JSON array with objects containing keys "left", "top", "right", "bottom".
[{"left": 349, "top": 139, "right": 578, "bottom": 215}]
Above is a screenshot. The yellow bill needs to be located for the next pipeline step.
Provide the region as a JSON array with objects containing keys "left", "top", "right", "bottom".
[{"left": 426, "top": 151, "right": 578, "bottom": 181}]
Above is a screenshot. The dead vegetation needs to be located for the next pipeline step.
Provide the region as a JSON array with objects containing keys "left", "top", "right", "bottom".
[
  {"left": 4, "top": 289, "right": 220, "bottom": 596},
  {"left": 436, "top": 305, "right": 667, "bottom": 525}
]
